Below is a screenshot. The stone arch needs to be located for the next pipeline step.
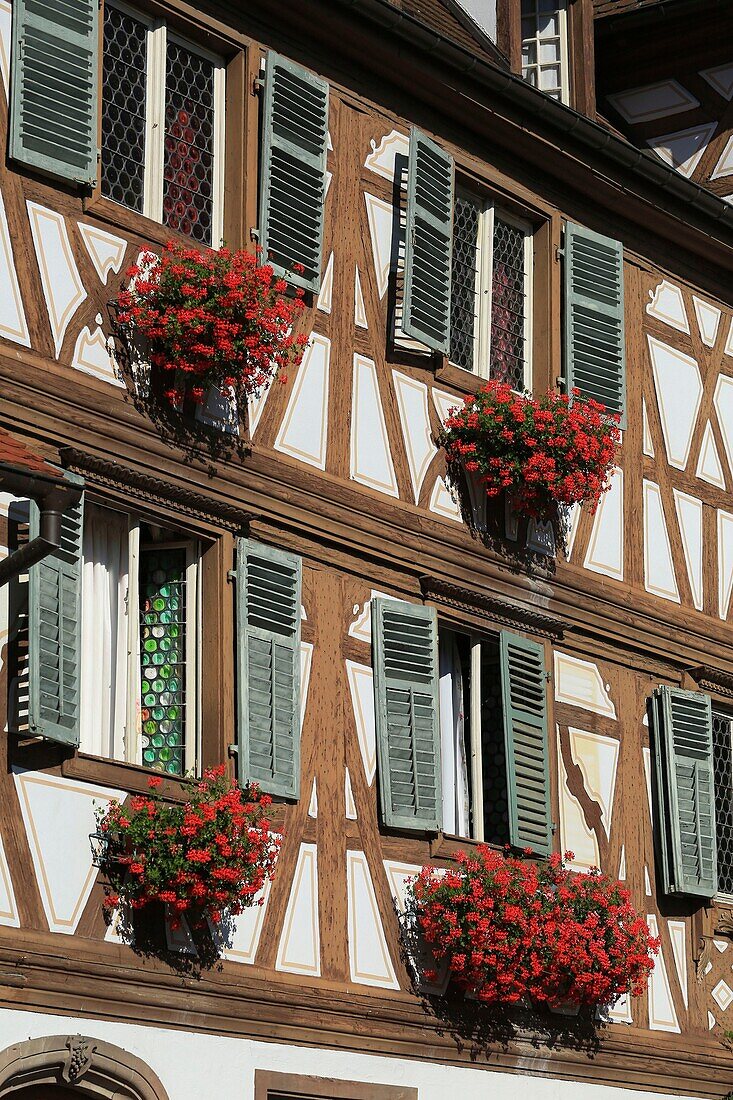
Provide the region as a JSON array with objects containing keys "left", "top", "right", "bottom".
[{"left": 0, "top": 1035, "right": 170, "bottom": 1099}]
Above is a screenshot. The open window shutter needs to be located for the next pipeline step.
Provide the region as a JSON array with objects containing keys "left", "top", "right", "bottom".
[
  {"left": 403, "top": 129, "right": 454, "bottom": 354},
  {"left": 651, "top": 686, "right": 717, "bottom": 898},
  {"left": 259, "top": 53, "right": 328, "bottom": 294},
  {"left": 10, "top": 0, "right": 98, "bottom": 186},
  {"left": 372, "top": 598, "right": 441, "bottom": 831},
  {"left": 563, "top": 223, "right": 626, "bottom": 428},
  {"left": 28, "top": 477, "right": 84, "bottom": 746},
  {"left": 235, "top": 539, "right": 302, "bottom": 799},
  {"left": 500, "top": 631, "right": 552, "bottom": 856}
]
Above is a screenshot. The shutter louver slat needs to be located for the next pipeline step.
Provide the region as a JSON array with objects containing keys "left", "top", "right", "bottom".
[
  {"left": 10, "top": 0, "right": 98, "bottom": 185},
  {"left": 28, "top": 479, "right": 83, "bottom": 746},
  {"left": 373, "top": 598, "right": 441, "bottom": 831},
  {"left": 564, "top": 223, "right": 626, "bottom": 428},
  {"left": 651, "top": 686, "right": 718, "bottom": 898},
  {"left": 259, "top": 53, "right": 328, "bottom": 294},
  {"left": 236, "top": 538, "right": 302, "bottom": 799},
  {"left": 403, "top": 128, "right": 454, "bottom": 354},
  {"left": 500, "top": 631, "right": 552, "bottom": 856}
]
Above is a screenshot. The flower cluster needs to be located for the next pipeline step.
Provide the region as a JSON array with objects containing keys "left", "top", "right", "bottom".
[
  {"left": 407, "top": 846, "right": 657, "bottom": 1009},
  {"left": 95, "top": 766, "right": 279, "bottom": 927},
  {"left": 116, "top": 242, "right": 308, "bottom": 407},
  {"left": 441, "top": 381, "right": 620, "bottom": 520}
]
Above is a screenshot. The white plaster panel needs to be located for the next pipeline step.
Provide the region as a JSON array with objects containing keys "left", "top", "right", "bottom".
[
  {"left": 354, "top": 265, "right": 368, "bottom": 328},
  {"left": 696, "top": 420, "right": 726, "bottom": 489},
  {"left": 646, "top": 280, "right": 689, "bottom": 333},
  {"left": 693, "top": 296, "right": 722, "bottom": 346},
  {"left": 583, "top": 467, "right": 623, "bottom": 580},
  {"left": 673, "top": 489, "right": 703, "bottom": 610},
  {"left": 345, "top": 768, "right": 357, "bottom": 820},
  {"left": 608, "top": 81, "right": 699, "bottom": 123},
  {"left": 300, "top": 640, "right": 313, "bottom": 732},
  {"left": 347, "top": 850, "right": 399, "bottom": 989},
  {"left": 364, "top": 193, "right": 393, "bottom": 298},
  {"left": 350, "top": 355, "right": 399, "bottom": 497},
  {"left": 643, "top": 480, "right": 680, "bottom": 603},
  {"left": 274, "top": 333, "right": 330, "bottom": 470},
  {"left": 647, "top": 914, "right": 680, "bottom": 1032},
  {"left": 0, "top": 0, "right": 10, "bottom": 98},
  {"left": 275, "top": 842, "right": 320, "bottom": 976},
  {"left": 392, "top": 370, "right": 437, "bottom": 502},
  {"left": 308, "top": 778, "right": 318, "bottom": 819},
  {"left": 642, "top": 746, "right": 654, "bottom": 825},
  {"left": 712, "top": 136, "right": 733, "bottom": 181},
  {"left": 568, "top": 727, "right": 620, "bottom": 838},
  {"left": 247, "top": 377, "right": 273, "bottom": 438},
  {"left": 364, "top": 129, "right": 410, "bottom": 181},
  {"left": 348, "top": 590, "right": 396, "bottom": 644},
  {"left": 71, "top": 325, "right": 123, "bottom": 387},
  {"left": 27, "top": 201, "right": 87, "bottom": 357},
  {"left": 701, "top": 63, "right": 733, "bottom": 100},
  {"left": 647, "top": 123, "right": 717, "bottom": 177},
  {"left": 317, "top": 251, "right": 334, "bottom": 314},
  {"left": 428, "top": 477, "right": 462, "bottom": 523},
  {"left": 346, "top": 660, "right": 377, "bottom": 786},
  {"left": 77, "top": 223, "right": 127, "bottom": 285},
  {"left": 642, "top": 399, "right": 654, "bottom": 457},
  {"left": 714, "top": 373, "right": 733, "bottom": 479},
  {"left": 668, "top": 920, "right": 688, "bottom": 1008},
  {"left": 13, "top": 769, "right": 125, "bottom": 935},
  {"left": 557, "top": 731, "right": 600, "bottom": 873},
  {"left": 553, "top": 651, "right": 616, "bottom": 718},
  {"left": 718, "top": 509, "right": 733, "bottom": 619},
  {"left": 648, "top": 335, "right": 702, "bottom": 470},
  {"left": 0, "top": 189, "right": 30, "bottom": 347}
]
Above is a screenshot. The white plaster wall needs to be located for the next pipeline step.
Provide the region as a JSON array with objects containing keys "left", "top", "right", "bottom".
[
  {"left": 0, "top": 1007, "right": 700, "bottom": 1100},
  {"left": 454, "top": 0, "right": 496, "bottom": 40}
]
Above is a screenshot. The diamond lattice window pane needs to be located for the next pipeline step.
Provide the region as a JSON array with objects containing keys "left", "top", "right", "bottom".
[
  {"left": 101, "top": 5, "right": 148, "bottom": 212},
  {"left": 449, "top": 193, "right": 481, "bottom": 372},
  {"left": 713, "top": 710, "right": 733, "bottom": 896},
  {"left": 490, "top": 217, "right": 528, "bottom": 390},
  {"left": 163, "top": 40, "right": 216, "bottom": 244}
]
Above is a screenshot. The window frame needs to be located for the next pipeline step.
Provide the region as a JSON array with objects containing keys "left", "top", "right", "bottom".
[
  {"left": 449, "top": 187, "right": 534, "bottom": 391},
  {"left": 712, "top": 703, "right": 733, "bottom": 905},
  {"left": 101, "top": 0, "right": 227, "bottom": 246},
  {"left": 254, "top": 1070, "right": 417, "bottom": 1100},
  {"left": 520, "top": 0, "right": 570, "bottom": 105}
]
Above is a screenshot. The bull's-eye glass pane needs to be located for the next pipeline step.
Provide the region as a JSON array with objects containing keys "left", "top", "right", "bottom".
[
  {"left": 163, "top": 40, "right": 216, "bottom": 244},
  {"left": 449, "top": 193, "right": 481, "bottom": 372},
  {"left": 491, "top": 217, "right": 529, "bottom": 390},
  {"left": 713, "top": 709, "right": 733, "bottom": 897},
  {"left": 101, "top": 4, "right": 148, "bottom": 212},
  {"left": 140, "top": 547, "right": 187, "bottom": 776},
  {"left": 521, "top": 0, "right": 568, "bottom": 103}
]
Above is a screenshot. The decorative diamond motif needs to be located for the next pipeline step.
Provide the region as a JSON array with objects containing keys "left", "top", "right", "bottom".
[{"left": 712, "top": 979, "right": 733, "bottom": 1011}]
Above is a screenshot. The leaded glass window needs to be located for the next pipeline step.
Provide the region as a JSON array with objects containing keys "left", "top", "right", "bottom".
[
  {"left": 521, "top": 0, "right": 569, "bottom": 104},
  {"left": 140, "top": 545, "right": 188, "bottom": 775},
  {"left": 101, "top": 2, "right": 224, "bottom": 246},
  {"left": 713, "top": 708, "right": 733, "bottom": 897},
  {"left": 449, "top": 193, "right": 532, "bottom": 389}
]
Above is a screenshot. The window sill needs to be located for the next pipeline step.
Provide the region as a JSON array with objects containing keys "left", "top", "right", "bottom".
[
  {"left": 434, "top": 359, "right": 486, "bottom": 394},
  {"left": 82, "top": 195, "right": 203, "bottom": 254}
]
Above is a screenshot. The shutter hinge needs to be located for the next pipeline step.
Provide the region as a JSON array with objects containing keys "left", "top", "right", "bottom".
[
  {"left": 556, "top": 246, "right": 564, "bottom": 261},
  {"left": 227, "top": 569, "right": 236, "bottom": 584},
  {"left": 545, "top": 671, "right": 551, "bottom": 682},
  {"left": 252, "top": 76, "right": 264, "bottom": 96},
  {"left": 551, "top": 821, "right": 557, "bottom": 835},
  {"left": 250, "top": 227, "right": 260, "bottom": 243},
  {"left": 228, "top": 743, "right": 239, "bottom": 758}
]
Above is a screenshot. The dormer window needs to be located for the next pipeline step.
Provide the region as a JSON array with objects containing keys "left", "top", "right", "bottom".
[{"left": 521, "top": 0, "right": 569, "bottom": 104}]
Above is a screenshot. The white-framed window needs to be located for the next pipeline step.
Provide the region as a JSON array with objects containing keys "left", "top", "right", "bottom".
[
  {"left": 713, "top": 707, "right": 733, "bottom": 900},
  {"left": 521, "top": 0, "right": 570, "bottom": 104},
  {"left": 101, "top": 0, "right": 226, "bottom": 246},
  {"left": 449, "top": 191, "right": 533, "bottom": 389},
  {"left": 80, "top": 503, "right": 201, "bottom": 776}
]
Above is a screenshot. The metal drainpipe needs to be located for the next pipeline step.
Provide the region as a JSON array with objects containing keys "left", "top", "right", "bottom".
[{"left": 0, "top": 473, "right": 82, "bottom": 587}]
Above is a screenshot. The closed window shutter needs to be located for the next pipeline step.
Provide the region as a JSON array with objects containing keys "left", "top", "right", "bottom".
[
  {"left": 28, "top": 477, "right": 84, "bottom": 746},
  {"left": 235, "top": 538, "right": 302, "bottom": 798},
  {"left": 563, "top": 223, "right": 626, "bottom": 428},
  {"left": 259, "top": 53, "right": 328, "bottom": 295},
  {"left": 651, "top": 686, "right": 717, "bottom": 898},
  {"left": 403, "top": 128, "right": 454, "bottom": 354},
  {"left": 10, "top": 0, "right": 98, "bottom": 186},
  {"left": 372, "top": 598, "right": 441, "bottom": 831},
  {"left": 500, "top": 631, "right": 552, "bottom": 856}
]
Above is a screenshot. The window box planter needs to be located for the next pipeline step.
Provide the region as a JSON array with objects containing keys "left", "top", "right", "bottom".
[
  {"left": 406, "top": 845, "right": 658, "bottom": 1011},
  {"left": 441, "top": 381, "right": 620, "bottom": 526}
]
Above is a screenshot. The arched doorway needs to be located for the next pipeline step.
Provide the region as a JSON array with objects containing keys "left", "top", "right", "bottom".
[{"left": 0, "top": 1035, "right": 170, "bottom": 1099}]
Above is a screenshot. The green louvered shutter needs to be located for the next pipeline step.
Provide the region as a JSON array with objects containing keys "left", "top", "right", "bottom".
[
  {"left": 500, "top": 631, "right": 552, "bottom": 856},
  {"left": 28, "top": 476, "right": 84, "bottom": 746},
  {"left": 651, "top": 687, "right": 717, "bottom": 898},
  {"left": 259, "top": 53, "right": 328, "bottom": 294},
  {"left": 10, "top": 0, "right": 99, "bottom": 186},
  {"left": 403, "top": 129, "right": 454, "bottom": 354},
  {"left": 235, "top": 539, "right": 302, "bottom": 799},
  {"left": 372, "top": 598, "right": 441, "bottom": 831},
  {"left": 564, "top": 223, "right": 626, "bottom": 428}
]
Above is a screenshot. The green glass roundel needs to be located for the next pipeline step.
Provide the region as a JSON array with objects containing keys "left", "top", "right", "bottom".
[{"left": 139, "top": 545, "right": 187, "bottom": 777}]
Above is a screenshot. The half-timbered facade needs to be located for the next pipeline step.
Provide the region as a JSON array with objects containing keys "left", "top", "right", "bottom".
[{"left": 1, "top": 0, "right": 733, "bottom": 1097}]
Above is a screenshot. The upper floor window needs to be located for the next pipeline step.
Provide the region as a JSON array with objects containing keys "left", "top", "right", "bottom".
[
  {"left": 450, "top": 191, "right": 533, "bottom": 389},
  {"left": 101, "top": 1, "right": 225, "bottom": 245},
  {"left": 521, "top": 0, "right": 569, "bottom": 104},
  {"left": 713, "top": 707, "right": 733, "bottom": 899}
]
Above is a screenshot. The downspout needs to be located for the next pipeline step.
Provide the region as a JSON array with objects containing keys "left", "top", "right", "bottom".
[{"left": 0, "top": 468, "right": 82, "bottom": 587}]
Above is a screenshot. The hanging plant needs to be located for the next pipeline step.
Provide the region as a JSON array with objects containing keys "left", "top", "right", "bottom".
[
  {"left": 440, "top": 381, "right": 620, "bottom": 522},
  {"left": 406, "top": 846, "right": 658, "bottom": 1010},
  {"left": 115, "top": 242, "right": 308, "bottom": 409},
  {"left": 95, "top": 766, "right": 279, "bottom": 929}
]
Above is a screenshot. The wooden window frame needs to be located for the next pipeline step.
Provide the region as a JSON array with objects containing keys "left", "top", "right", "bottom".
[
  {"left": 254, "top": 1070, "right": 417, "bottom": 1100},
  {"left": 85, "top": 0, "right": 251, "bottom": 250},
  {"left": 520, "top": 0, "right": 570, "bottom": 105}
]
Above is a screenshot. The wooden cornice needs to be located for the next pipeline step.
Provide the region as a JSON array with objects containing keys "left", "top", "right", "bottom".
[
  {"left": 689, "top": 665, "right": 733, "bottom": 700},
  {"left": 60, "top": 447, "right": 251, "bottom": 534},
  {"left": 421, "top": 576, "right": 566, "bottom": 639},
  {"left": 0, "top": 931, "right": 731, "bottom": 1097}
]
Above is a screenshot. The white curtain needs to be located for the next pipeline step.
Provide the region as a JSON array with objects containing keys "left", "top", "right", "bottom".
[
  {"left": 439, "top": 632, "right": 470, "bottom": 836},
  {"left": 80, "top": 504, "right": 130, "bottom": 760}
]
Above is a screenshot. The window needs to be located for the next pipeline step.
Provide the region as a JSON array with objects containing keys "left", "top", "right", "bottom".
[
  {"left": 521, "top": 0, "right": 569, "bottom": 104},
  {"left": 254, "top": 1070, "right": 417, "bottom": 1100},
  {"left": 713, "top": 708, "right": 733, "bottom": 899},
  {"left": 449, "top": 191, "right": 533, "bottom": 389},
  {"left": 79, "top": 503, "right": 201, "bottom": 776},
  {"left": 101, "top": 1, "right": 225, "bottom": 245}
]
